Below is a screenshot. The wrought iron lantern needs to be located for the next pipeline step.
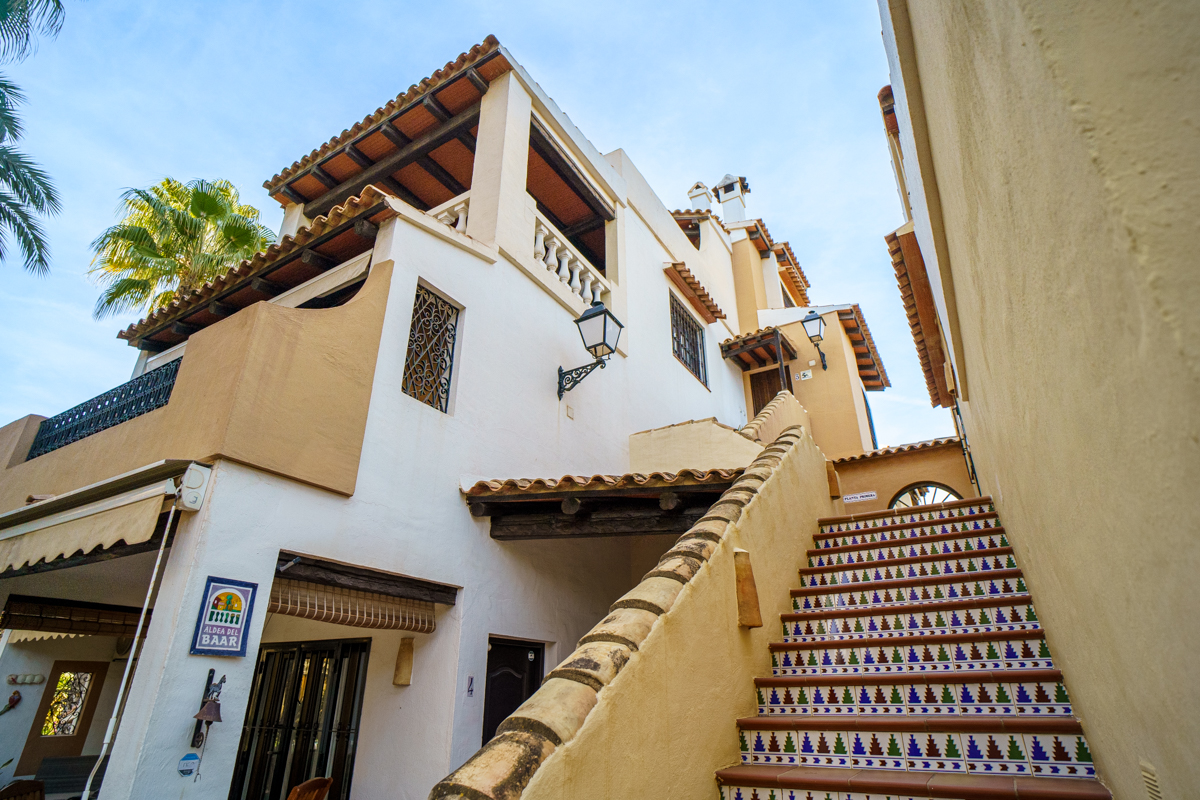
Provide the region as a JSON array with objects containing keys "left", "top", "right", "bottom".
[
  {"left": 558, "top": 301, "right": 624, "bottom": 399},
  {"left": 801, "top": 309, "right": 828, "bottom": 371}
]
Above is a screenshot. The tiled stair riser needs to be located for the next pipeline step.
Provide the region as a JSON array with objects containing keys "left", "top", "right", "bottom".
[
  {"left": 793, "top": 575, "right": 1029, "bottom": 610},
  {"left": 772, "top": 636, "right": 1053, "bottom": 675},
  {"left": 817, "top": 502, "right": 996, "bottom": 537},
  {"left": 722, "top": 788, "right": 963, "bottom": 800},
  {"left": 739, "top": 729, "right": 1095, "bottom": 779},
  {"left": 799, "top": 551, "right": 1017, "bottom": 588},
  {"left": 756, "top": 679, "right": 1072, "bottom": 717},
  {"left": 809, "top": 528, "right": 1006, "bottom": 569},
  {"left": 783, "top": 600, "right": 1040, "bottom": 644}
]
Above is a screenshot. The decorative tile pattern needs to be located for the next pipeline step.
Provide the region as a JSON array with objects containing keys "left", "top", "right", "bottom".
[
  {"left": 721, "top": 789, "right": 949, "bottom": 800},
  {"left": 783, "top": 600, "right": 1040, "bottom": 643},
  {"left": 818, "top": 502, "right": 996, "bottom": 536}
]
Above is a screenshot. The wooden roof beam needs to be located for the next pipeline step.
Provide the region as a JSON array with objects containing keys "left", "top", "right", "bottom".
[
  {"left": 378, "top": 176, "right": 429, "bottom": 211},
  {"left": 417, "top": 155, "right": 466, "bottom": 196},
  {"left": 529, "top": 117, "right": 615, "bottom": 222}
]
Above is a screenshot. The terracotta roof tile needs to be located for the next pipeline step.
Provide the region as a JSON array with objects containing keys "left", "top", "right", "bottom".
[
  {"left": 886, "top": 227, "right": 951, "bottom": 406},
  {"left": 838, "top": 304, "right": 891, "bottom": 390},
  {"left": 664, "top": 261, "right": 725, "bottom": 322},
  {"left": 263, "top": 36, "right": 508, "bottom": 196},
  {"left": 834, "top": 436, "right": 959, "bottom": 463},
  {"left": 119, "top": 185, "right": 398, "bottom": 344},
  {"left": 465, "top": 468, "right": 743, "bottom": 498}
]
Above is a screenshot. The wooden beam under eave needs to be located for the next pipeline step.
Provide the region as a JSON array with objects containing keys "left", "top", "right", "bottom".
[
  {"left": 344, "top": 143, "right": 373, "bottom": 168},
  {"left": 529, "top": 117, "right": 615, "bottom": 222},
  {"left": 417, "top": 155, "right": 466, "bottom": 196},
  {"left": 378, "top": 176, "right": 429, "bottom": 211},
  {"left": 490, "top": 508, "right": 706, "bottom": 540},
  {"left": 306, "top": 105, "right": 480, "bottom": 219}
]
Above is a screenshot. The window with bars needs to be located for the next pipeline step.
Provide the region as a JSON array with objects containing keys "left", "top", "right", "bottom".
[
  {"left": 402, "top": 285, "right": 460, "bottom": 413},
  {"left": 670, "top": 292, "right": 707, "bottom": 386}
]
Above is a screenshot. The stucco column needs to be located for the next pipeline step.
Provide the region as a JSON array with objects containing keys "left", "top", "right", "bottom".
[
  {"left": 466, "top": 70, "right": 533, "bottom": 258},
  {"left": 761, "top": 252, "right": 784, "bottom": 309}
]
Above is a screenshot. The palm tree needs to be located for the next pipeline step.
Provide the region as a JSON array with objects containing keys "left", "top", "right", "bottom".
[
  {"left": 89, "top": 178, "right": 276, "bottom": 318},
  {"left": 0, "top": 0, "right": 68, "bottom": 273}
]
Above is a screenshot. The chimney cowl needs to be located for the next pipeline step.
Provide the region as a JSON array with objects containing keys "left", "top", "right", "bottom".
[
  {"left": 714, "top": 174, "right": 750, "bottom": 223},
  {"left": 687, "top": 182, "right": 712, "bottom": 211}
]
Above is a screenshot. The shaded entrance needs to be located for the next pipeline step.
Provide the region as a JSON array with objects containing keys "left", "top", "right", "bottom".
[
  {"left": 229, "top": 638, "right": 370, "bottom": 800},
  {"left": 481, "top": 638, "right": 543, "bottom": 745}
]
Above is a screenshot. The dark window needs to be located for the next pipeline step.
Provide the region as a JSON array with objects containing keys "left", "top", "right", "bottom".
[
  {"left": 402, "top": 285, "right": 460, "bottom": 413},
  {"left": 670, "top": 292, "right": 707, "bottom": 386},
  {"left": 482, "top": 638, "right": 544, "bottom": 745}
]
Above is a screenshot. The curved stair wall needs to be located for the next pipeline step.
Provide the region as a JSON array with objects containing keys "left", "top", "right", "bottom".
[{"left": 429, "top": 424, "right": 836, "bottom": 799}]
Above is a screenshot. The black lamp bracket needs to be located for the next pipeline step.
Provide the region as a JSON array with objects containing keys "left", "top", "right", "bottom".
[
  {"left": 816, "top": 345, "right": 828, "bottom": 371},
  {"left": 558, "top": 358, "right": 605, "bottom": 400}
]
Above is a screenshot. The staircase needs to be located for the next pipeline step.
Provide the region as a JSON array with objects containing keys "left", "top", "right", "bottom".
[{"left": 715, "top": 497, "right": 1111, "bottom": 800}]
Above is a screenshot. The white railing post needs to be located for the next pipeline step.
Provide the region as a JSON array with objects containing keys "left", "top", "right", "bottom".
[{"left": 530, "top": 210, "right": 612, "bottom": 310}]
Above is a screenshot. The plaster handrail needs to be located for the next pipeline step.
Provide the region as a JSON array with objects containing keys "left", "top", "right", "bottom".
[
  {"left": 533, "top": 210, "right": 611, "bottom": 306},
  {"left": 739, "top": 390, "right": 809, "bottom": 444},
  {"left": 428, "top": 426, "right": 808, "bottom": 800}
]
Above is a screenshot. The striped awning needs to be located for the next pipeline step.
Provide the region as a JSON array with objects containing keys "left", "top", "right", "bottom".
[{"left": 268, "top": 578, "right": 436, "bottom": 634}]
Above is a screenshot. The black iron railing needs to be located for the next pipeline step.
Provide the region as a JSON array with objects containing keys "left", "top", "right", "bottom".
[{"left": 26, "top": 358, "right": 182, "bottom": 460}]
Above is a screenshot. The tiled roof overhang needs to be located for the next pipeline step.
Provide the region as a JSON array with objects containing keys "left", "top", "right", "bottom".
[
  {"left": 720, "top": 327, "right": 799, "bottom": 371},
  {"left": 834, "top": 436, "right": 960, "bottom": 463},
  {"left": 879, "top": 84, "right": 899, "bottom": 134},
  {"left": 664, "top": 262, "right": 725, "bottom": 323},
  {"left": 263, "top": 36, "right": 511, "bottom": 210},
  {"left": 466, "top": 468, "right": 742, "bottom": 500},
  {"left": 118, "top": 186, "right": 398, "bottom": 349},
  {"left": 772, "top": 242, "right": 811, "bottom": 306},
  {"left": 838, "top": 304, "right": 891, "bottom": 391},
  {"left": 886, "top": 226, "right": 953, "bottom": 406}
]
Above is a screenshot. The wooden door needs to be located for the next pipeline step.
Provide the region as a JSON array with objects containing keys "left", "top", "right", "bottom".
[
  {"left": 481, "top": 638, "right": 544, "bottom": 745},
  {"left": 16, "top": 660, "right": 109, "bottom": 776},
  {"left": 749, "top": 367, "right": 794, "bottom": 417}
]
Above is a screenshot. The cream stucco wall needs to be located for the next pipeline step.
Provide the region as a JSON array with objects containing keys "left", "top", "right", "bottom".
[
  {"left": 628, "top": 419, "right": 763, "bottom": 473},
  {"left": 833, "top": 441, "right": 975, "bottom": 516},
  {"left": 518, "top": 429, "right": 834, "bottom": 798},
  {"left": 880, "top": 2, "right": 1200, "bottom": 797}
]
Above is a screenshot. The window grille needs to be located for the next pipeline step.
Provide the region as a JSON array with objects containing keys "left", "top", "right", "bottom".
[
  {"left": 402, "top": 285, "right": 460, "bottom": 412},
  {"left": 670, "top": 292, "right": 707, "bottom": 386}
]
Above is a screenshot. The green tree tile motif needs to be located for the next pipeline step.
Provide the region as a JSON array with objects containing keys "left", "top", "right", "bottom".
[
  {"left": 944, "top": 735, "right": 962, "bottom": 758},
  {"left": 1055, "top": 683, "right": 1070, "bottom": 703},
  {"left": 1017, "top": 578, "right": 1028, "bottom": 592},
  {"left": 1007, "top": 736, "right": 1025, "bottom": 760},
  {"left": 995, "top": 685, "right": 1012, "bottom": 703},
  {"left": 890, "top": 686, "right": 904, "bottom": 704},
  {"left": 783, "top": 733, "right": 796, "bottom": 754},
  {"left": 833, "top": 733, "right": 848, "bottom": 755},
  {"left": 887, "top": 734, "right": 903, "bottom": 757},
  {"left": 739, "top": 731, "right": 748, "bottom": 751},
  {"left": 1039, "top": 640, "right": 1052, "bottom": 658},
  {"left": 1075, "top": 737, "right": 1093, "bottom": 762}
]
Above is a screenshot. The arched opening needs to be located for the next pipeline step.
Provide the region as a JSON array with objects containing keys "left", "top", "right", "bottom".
[{"left": 888, "top": 481, "right": 962, "bottom": 509}]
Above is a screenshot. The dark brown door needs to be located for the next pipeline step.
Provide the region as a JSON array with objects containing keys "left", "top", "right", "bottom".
[
  {"left": 481, "top": 638, "right": 544, "bottom": 745},
  {"left": 749, "top": 366, "right": 794, "bottom": 416},
  {"left": 228, "top": 639, "right": 370, "bottom": 800},
  {"left": 17, "top": 660, "right": 109, "bottom": 775}
]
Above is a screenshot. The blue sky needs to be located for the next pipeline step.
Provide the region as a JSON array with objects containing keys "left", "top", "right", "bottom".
[{"left": 0, "top": 0, "right": 954, "bottom": 446}]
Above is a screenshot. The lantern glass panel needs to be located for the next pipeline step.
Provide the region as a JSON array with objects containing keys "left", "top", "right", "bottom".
[{"left": 801, "top": 311, "right": 825, "bottom": 344}]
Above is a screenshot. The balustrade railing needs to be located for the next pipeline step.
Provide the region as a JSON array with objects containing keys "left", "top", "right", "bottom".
[
  {"left": 26, "top": 358, "right": 182, "bottom": 460},
  {"left": 533, "top": 213, "right": 609, "bottom": 306},
  {"left": 428, "top": 193, "right": 470, "bottom": 233}
]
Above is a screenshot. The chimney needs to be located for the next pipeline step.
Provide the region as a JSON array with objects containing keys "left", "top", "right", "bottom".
[
  {"left": 687, "top": 182, "right": 712, "bottom": 211},
  {"left": 714, "top": 174, "right": 749, "bottom": 223}
]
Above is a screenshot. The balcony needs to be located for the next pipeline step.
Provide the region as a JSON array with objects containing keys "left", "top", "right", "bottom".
[{"left": 26, "top": 360, "right": 182, "bottom": 460}]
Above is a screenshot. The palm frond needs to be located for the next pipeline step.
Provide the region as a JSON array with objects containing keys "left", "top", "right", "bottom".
[
  {"left": 0, "top": 73, "right": 24, "bottom": 141},
  {"left": 0, "top": 143, "right": 59, "bottom": 212},
  {"left": 0, "top": 186, "right": 49, "bottom": 272},
  {"left": 0, "top": 0, "right": 66, "bottom": 63}
]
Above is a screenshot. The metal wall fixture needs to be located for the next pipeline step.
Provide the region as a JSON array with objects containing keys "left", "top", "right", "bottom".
[
  {"left": 801, "top": 309, "right": 828, "bottom": 371},
  {"left": 558, "top": 301, "right": 623, "bottom": 399}
]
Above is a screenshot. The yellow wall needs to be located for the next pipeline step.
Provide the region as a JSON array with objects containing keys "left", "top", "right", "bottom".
[
  {"left": 729, "top": 238, "right": 766, "bottom": 335},
  {"left": 628, "top": 418, "right": 763, "bottom": 473},
  {"left": 775, "top": 315, "right": 872, "bottom": 460},
  {"left": 518, "top": 429, "right": 833, "bottom": 798},
  {"left": 0, "top": 262, "right": 395, "bottom": 510},
  {"left": 894, "top": 3, "right": 1199, "bottom": 796},
  {"left": 833, "top": 441, "right": 976, "bottom": 516}
]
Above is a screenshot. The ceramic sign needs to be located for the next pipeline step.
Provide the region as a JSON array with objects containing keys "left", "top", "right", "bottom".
[{"left": 189, "top": 576, "right": 257, "bottom": 657}]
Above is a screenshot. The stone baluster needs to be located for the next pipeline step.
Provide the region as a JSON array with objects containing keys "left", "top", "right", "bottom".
[
  {"left": 568, "top": 261, "right": 583, "bottom": 295},
  {"left": 454, "top": 203, "right": 468, "bottom": 232},
  {"left": 544, "top": 237, "right": 560, "bottom": 271},
  {"left": 557, "top": 249, "right": 572, "bottom": 283},
  {"left": 591, "top": 279, "right": 604, "bottom": 305},
  {"left": 579, "top": 271, "right": 593, "bottom": 303},
  {"left": 534, "top": 223, "right": 547, "bottom": 261}
]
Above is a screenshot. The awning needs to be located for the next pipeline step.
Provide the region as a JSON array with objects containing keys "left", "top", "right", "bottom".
[
  {"left": 0, "top": 595, "right": 151, "bottom": 637},
  {"left": 268, "top": 578, "right": 436, "bottom": 634}
]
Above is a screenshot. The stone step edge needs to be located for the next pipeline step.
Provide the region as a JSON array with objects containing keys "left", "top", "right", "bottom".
[
  {"left": 782, "top": 593, "right": 1034, "bottom": 622},
  {"left": 808, "top": 526, "right": 1009, "bottom": 559},
  {"left": 735, "top": 715, "right": 1083, "bottom": 734},
  {"left": 755, "top": 668, "right": 1063, "bottom": 688},
  {"left": 817, "top": 495, "right": 995, "bottom": 527},
  {"left": 713, "top": 764, "right": 1110, "bottom": 800},
  {"left": 800, "top": 546, "right": 1014, "bottom": 577},
  {"left": 791, "top": 568, "right": 1024, "bottom": 597},
  {"left": 816, "top": 511, "right": 998, "bottom": 542},
  {"left": 769, "top": 629, "right": 1045, "bottom": 651}
]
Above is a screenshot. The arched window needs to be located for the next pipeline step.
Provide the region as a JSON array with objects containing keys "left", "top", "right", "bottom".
[{"left": 888, "top": 482, "right": 962, "bottom": 509}]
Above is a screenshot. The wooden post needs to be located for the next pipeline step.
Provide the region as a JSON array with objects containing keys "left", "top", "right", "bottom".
[
  {"left": 826, "top": 461, "right": 842, "bottom": 498},
  {"left": 733, "top": 549, "right": 762, "bottom": 628},
  {"left": 393, "top": 638, "right": 414, "bottom": 686}
]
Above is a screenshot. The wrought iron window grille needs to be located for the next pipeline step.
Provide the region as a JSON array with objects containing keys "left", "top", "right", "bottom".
[
  {"left": 401, "top": 285, "right": 460, "bottom": 413},
  {"left": 26, "top": 358, "right": 182, "bottom": 460},
  {"left": 670, "top": 292, "right": 707, "bottom": 386}
]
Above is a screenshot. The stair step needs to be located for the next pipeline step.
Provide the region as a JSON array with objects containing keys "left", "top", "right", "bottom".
[
  {"left": 754, "top": 670, "right": 1073, "bottom": 718},
  {"left": 791, "top": 570, "right": 1027, "bottom": 610},
  {"left": 737, "top": 715, "right": 1083, "bottom": 733},
  {"left": 782, "top": 595, "right": 1039, "bottom": 644},
  {"left": 806, "top": 531, "right": 1009, "bottom": 567},
  {"left": 799, "top": 548, "right": 1016, "bottom": 587},
  {"left": 817, "top": 496, "right": 996, "bottom": 533},
  {"left": 716, "top": 765, "right": 1109, "bottom": 799},
  {"left": 768, "top": 631, "right": 1053, "bottom": 676},
  {"left": 815, "top": 513, "right": 1001, "bottom": 549}
]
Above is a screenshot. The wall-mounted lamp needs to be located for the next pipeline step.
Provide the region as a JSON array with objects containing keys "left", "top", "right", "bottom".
[
  {"left": 801, "top": 310, "right": 827, "bottom": 371},
  {"left": 558, "top": 301, "right": 624, "bottom": 399}
]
